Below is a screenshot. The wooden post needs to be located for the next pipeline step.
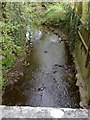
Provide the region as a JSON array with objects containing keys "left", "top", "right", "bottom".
[
  {"left": 85, "top": 39, "right": 90, "bottom": 67},
  {"left": 85, "top": 2, "right": 90, "bottom": 67}
]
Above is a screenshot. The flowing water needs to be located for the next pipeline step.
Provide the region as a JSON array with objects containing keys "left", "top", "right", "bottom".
[{"left": 2, "top": 28, "right": 80, "bottom": 108}]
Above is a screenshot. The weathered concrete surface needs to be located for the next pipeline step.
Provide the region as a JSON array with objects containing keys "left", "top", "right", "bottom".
[
  {"left": 73, "top": 3, "right": 90, "bottom": 107},
  {"left": 1, "top": 106, "right": 88, "bottom": 119},
  {"left": 74, "top": 38, "right": 90, "bottom": 108}
]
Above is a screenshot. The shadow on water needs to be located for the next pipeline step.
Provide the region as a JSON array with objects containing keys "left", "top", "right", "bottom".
[
  {"left": 2, "top": 48, "right": 40, "bottom": 106},
  {"left": 2, "top": 28, "right": 80, "bottom": 108}
]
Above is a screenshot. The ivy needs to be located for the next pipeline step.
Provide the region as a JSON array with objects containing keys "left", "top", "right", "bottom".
[
  {"left": 1, "top": 3, "right": 32, "bottom": 88},
  {"left": 69, "top": 10, "right": 81, "bottom": 51}
]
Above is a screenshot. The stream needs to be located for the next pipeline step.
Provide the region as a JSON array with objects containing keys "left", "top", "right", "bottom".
[{"left": 2, "top": 28, "right": 80, "bottom": 108}]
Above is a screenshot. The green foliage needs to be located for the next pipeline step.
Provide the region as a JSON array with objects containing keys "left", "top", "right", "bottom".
[
  {"left": 41, "top": 3, "right": 72, "bottom": 28},
  {"left": 38, "top": 3, "right": 81, "bottom": 51},
  {"left": 1, "top": 3, "right": 32, "bottom": 87},
  {"left": 29, "top": 3, "right": 43, "bottom": 26},
  {"left": 69, "top": 10, "right": 80, "bottom": 51}
]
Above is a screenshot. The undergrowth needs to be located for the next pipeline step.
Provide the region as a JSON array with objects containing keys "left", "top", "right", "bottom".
[{"left": 41, "top": 3, "right": 73, "bottom": 28}]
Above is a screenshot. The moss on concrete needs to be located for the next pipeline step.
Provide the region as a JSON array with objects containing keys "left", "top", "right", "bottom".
[{"left": 74, "top": 36, "right": 90, "bottom": 108}]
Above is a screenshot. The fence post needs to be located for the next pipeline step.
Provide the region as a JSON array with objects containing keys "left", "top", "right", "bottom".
[{"left": 85, "top": 2, "right": 90, "bottom": 67}]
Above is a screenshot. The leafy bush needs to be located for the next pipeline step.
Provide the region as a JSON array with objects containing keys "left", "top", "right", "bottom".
[
  {"left": 1, "top": 3, "right": 32, "bottom": 87},
  {"left": 42, "top": 3, "right": 72, "bottom": 28}
]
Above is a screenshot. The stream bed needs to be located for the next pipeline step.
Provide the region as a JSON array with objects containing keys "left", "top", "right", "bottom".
[{"left": 2, "top": 28, "right": 80, "bottom": 108}]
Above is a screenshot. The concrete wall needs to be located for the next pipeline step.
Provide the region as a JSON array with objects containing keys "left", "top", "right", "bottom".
[
  {"left": 74, "top": 35, "right": 90, "bottom": 108},
  {"left": 74, "top": 1, "right": 90, "bottom": 108}
]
